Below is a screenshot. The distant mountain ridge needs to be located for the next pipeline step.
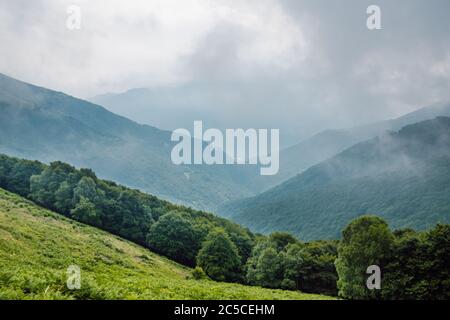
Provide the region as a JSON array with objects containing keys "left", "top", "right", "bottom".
[
  {"left": 3, "top": 72, "right": 450, "bottom": 217},
  {"left": 0, "top": 73, "right": 254, "bottom": 210},
  {"left": 90, "top": 85, "right": 304, "bottom": 148},
  {"left": 221, "top": 117, "right": 450, "bottom": 240},
  {"left": 253, "top": 102, "right": 450, "bottom": 192},
  {"left": 92, "top": 85, "right": 450, "bottom": 193}
]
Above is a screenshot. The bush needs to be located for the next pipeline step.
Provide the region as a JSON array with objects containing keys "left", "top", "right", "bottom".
[{"left": 191, "top": 267, "right": 208, "bottom": 280}]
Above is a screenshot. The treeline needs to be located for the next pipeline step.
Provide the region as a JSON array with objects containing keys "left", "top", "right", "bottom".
[
  {"left": 0, "top": 154, "right": 254, "bottom": 271},
  {"left": 0, "top": 154, "right": 449, "bottom": 299},
  {"left": 336, "top": 216, "right": 450, "bottom": 300}
]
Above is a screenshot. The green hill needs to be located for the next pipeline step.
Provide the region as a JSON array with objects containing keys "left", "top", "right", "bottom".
[
  {"left": 221, "top": 117, "right": 450, "bottom": 240},
  {"left": 0, "top": 188, "right": 330, "bottom": 300}
]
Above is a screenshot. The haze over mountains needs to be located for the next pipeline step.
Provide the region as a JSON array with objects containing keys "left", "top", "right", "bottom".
[
  {"left": 0, "top": 73, "right": 254, "bottom": 210},
  {"left": 221, "top": 117, "right": 450, "bottom": 240},
  {"left": 93, "top": 85, "right": 450, "bottom": 193},
  {"left": 254, "top": 102, "right": 450, "bottom": 192},
  {"left": 91, "top": 84, "right": 303, "bottom": 148},
  {"left": 2, "top": 73, "right": 450, "bottom": 240}
]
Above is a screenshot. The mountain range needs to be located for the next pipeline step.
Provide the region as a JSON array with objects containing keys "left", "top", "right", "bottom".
[
  {"left": 221, "top": 117, "right": 450, "bottom": 240},
  {"left": 90, "top": 84, "right": 302, "bottom": 148},
  {"left": 2, "top": 73, "right": 450, "bottom": 239},
  {"left": 92, "top": 84, "right": 450, "bottom": 194},
  {"left": 0, "top": 73, "right": 254, "bottom": 210},
  {"left": 252, "top": 102, "right": 450, "bottom": 192}
]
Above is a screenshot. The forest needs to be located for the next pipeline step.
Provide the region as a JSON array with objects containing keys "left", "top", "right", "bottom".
[{"left": 0, "top": 153, "right": 448, "bottom": 299}]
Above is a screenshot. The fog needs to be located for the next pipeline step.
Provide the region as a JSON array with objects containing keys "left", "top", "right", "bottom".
[{"left": 1, "top": 0, "right": 450, "bottom": 142}]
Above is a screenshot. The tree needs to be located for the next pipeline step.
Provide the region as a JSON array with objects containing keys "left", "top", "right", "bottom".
[
  {"left": 0, "top": 154, "right": 255, "bottom": 280},
  {"left": 382, "top": 225, "right": 450, "bottom": 300},
  {"left": 284, "top": 241, "right": 338, "bottom": 295},
  {"left": 146, "top": 211, "right": 201, "bottom": 266},
  {"left": 254, "top": 247, "right": 285, "bottom": 288},
  {"left": 269, "top": 232, "right": 299, "bottom": 251},
  {"left": 228, "top": 231, "right": 254, "bottom": 265},
  {"left": 70, "top": 196, "right": 101, "bottom": 226},
  {"left": 196, "top": 228, "right": 241, "bottom": 282},
  {"left": 0, "top": 155, "right": 44, "bottom": 196},
  {"left": 423, "top": 224, "right": 450, "bottom": 299},
  {"left": 335, "top": 215, "right": 394, "bottom": 299},
  {"left": 246, "top": 240, "right": 285, "bottom": 289},
  {"left": 54, "top": 181, "right": 74, "bottom": 213},
  {"left": 72, "top": 176, "right": 99, "bottom": 203}
]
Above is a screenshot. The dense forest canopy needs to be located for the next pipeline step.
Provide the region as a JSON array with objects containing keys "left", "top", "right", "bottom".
[{"left": 222, "top": 117, "right": 450, "bottom": 240}]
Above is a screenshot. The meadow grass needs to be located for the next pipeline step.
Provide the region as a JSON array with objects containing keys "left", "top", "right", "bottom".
[{"left": 0, "top": 188, "right": 333, "bottom": 300}]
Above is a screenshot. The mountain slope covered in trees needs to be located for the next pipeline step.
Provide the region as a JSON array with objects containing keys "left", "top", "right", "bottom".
[
  {"left": 0, "top": 188, "right": 329, "bottom": 300},
  {"left": 0, "top": 153, "right": 256, "bottom": 270},
  {"left": 1, "top": 155, "right": 448, "bottom": 299},
  {"left": 221, "top": 117, "right": 450, "bottom": 240},
  {"left": 252, "top": 102, "right": 450, "bottom": 192},
  {"left": 0, "top": 154, "right": 341, "bottom": 296},
  {"left": 0, "top": 73, "right": 253, "bottom": 210}
]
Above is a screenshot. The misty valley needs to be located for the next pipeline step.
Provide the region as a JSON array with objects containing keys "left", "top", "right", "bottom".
[{"left": 0, "top": 73, "right": 449, "bottom": 301}]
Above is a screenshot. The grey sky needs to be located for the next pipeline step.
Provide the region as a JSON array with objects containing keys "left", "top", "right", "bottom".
[{"left": 1, "top": 0, "right": 449, "bottom": 140}]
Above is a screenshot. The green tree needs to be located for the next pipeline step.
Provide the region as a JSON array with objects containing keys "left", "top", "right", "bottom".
[
  {"left": 335, "top": 215, "right": 394, "bottom": 299},
  {"left": 284, "top": 241, "right": 338, "bottom": 295},
  {"left": 0, "top": 155, "right": 44, "bottom": 196},
  {"left": 73, "top": 176, "right": 100, "bottom": 203},
  {"left": 382, "top": 225, "right": 450, "bottom": 300},
  {"left": 228, "top": 231, "right": 254, "bottom": 265},
  {"left": 196, "top": 228, "right": 241, "bottom": 282},
  {"left": 246, "top": 240, "right": 285, "bottom": 289},
  {"left": 424, "top": 224, "right": 450, "bottom": 299},
  {"left": 269, "top": 232, "right": 299, "bottom": 251},
  {"left": 255, "top": 247, "right": 285, "bottom": 288},
  {"left": 54, "top": 181, "right": 74, "bottom": 213},
  {"left": 71, "top": 196, "right": 101, "bottom": 226},
  {"left": 146, "top": 211, "right": 201, "bottom": 266}
]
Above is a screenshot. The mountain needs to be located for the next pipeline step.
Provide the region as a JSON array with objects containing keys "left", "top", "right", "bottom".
[
  {"left": 92, "top": 85, "right": 450, "bottom": 193},
  {"left": 221, "top": 117, "right": 450, "bottom": 240},
  {"left": 90, "top": 85, "right": 221, "bottom": 131},
  {"left": 0, "top": 73, "right": 254, "bottom": 210},
  {"left": 90, "top": 84, "right": 302, "bottom": 148},
  {"left": 252, "top": 102, "right": 450, "bottom": 192},
  {"left": 0, "top": 188, "right": 329, "bottom": 300}
]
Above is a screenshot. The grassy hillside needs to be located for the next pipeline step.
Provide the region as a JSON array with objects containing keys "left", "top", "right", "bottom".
[
  {"left": 0, "top": 188, "right": 331, "bottom": 300},
  {"left": 221, "top": 117, "right": 450, "bottom": 240}
]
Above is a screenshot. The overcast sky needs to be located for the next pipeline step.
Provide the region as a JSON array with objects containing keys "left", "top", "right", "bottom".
[{"left": 1, "top": 0, "right": 450, "bottom": 139}]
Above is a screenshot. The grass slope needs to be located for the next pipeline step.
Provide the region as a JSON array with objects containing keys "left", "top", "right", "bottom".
[{"left": 0, "top": 188, "right": 331, "bottom": 300}]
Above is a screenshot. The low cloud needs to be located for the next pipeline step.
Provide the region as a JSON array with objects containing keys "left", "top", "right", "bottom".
[{"left": 0, "top": 0, "right": 449, "bottom": 140}]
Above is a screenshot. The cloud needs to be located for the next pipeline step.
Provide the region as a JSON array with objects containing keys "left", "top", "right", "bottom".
[{"left": 0, "top": 0, "right": 449, "bottom": 140}]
